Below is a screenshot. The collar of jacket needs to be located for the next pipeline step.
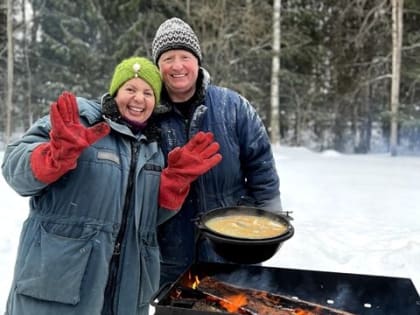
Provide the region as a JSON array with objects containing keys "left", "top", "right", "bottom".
[
  {"left": 154, "top": 67, "right": 211, "bottom": 115},
  {"left": 76, "top": 96, "right": 104, "bottom": 125}
]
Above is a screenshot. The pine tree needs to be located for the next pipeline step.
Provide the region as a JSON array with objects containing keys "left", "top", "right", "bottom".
[{"left": 30, "top": 0, "right": 147, "bottom": 110}]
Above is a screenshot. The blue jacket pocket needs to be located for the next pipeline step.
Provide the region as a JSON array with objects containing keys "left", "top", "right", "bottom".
[{"left": 15, "top": 225, "right": 94, "bottom": 305}]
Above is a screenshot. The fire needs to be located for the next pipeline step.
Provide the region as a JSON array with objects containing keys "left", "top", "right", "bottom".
[
  {"left": 294, "top": 308, "right": 316, "bottom": 314},
  {"left": 192, "top": 275, "right": 200, "bottom": 289},
  {"left": 185, "top": 272, "right": 201, "bottom": 290},
  {"left": 219, "top": 294, "right": 248, "bottom": 312}
]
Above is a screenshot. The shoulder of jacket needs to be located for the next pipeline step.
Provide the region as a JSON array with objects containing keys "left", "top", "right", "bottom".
[
  {"left": 207, "top": 84, "right": 237, "bottom": 98},
  {"left": 76, "top": 97, "right": 103, "bottom": 123},
  {"left": 206, "top": 85, "right": 249, "bottom": 108}
]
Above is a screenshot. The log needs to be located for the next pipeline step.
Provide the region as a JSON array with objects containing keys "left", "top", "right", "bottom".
[
  {"left": 196, "top": 276, "right": 356, "bottom": 315},
  {"left": 192, "top": 300, "right": 226, "bottom": 313},
  {"left": 172, "top": 284, "right": 290, "bottom": 315}
]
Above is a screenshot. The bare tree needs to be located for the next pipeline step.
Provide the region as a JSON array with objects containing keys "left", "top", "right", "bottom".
[
  {"left": 270, "top": 0, "right": 281, "bottom": 144},
  {"left": 390, "top": 0, "right": 403, "bottom": 156},
  {"left": 5, "top": 0, "right": 14, "bottom": 144},
  {"left": 22, "top": 0, "right": 33, "bottom": 129},
  {"left": 186, "top": 0, "right": 190, "bottom": 18}
]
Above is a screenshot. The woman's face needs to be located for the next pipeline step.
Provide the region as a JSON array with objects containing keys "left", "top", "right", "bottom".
[
  {"left": 114, "top": 78, "right": 156, "bottom": 123},
  {"left": 158, "top": 49, "right": 199, "bottom": 102}
]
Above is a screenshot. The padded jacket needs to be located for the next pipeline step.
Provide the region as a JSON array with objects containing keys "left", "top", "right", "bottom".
[
  {"left": 1, "top": 97, "right": 175, "bottom": 315},
  {"left": 156, "top": 69, "right": 282, "bottom": 285}
]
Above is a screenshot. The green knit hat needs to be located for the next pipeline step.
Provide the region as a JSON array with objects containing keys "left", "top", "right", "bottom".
[{"left": 109, "top": 57, "right": 162, "bottom": 103}]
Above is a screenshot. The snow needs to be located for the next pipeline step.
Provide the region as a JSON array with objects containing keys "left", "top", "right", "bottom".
[{"left": 1, "top": 145, "right": 419, "bottom": 314}]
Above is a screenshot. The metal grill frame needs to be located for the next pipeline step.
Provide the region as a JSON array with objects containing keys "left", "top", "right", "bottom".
[{"left": 151, "top": 262, "right": 420, "bottom": 315}]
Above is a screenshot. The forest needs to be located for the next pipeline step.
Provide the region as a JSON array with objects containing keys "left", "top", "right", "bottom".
[{"left": 1, "top": 0, "right": 420, "bottom": 155}]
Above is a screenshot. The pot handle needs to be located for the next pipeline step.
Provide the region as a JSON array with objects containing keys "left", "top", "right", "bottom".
[
  {"left": 191, "top": 215, "right": 207, "bottom": 230},
  {"left": 150, "top": 282, "right": 172, "bottom": 307},
  {"left": 279, "top": 210, "right": 294, "bottom": 220}
]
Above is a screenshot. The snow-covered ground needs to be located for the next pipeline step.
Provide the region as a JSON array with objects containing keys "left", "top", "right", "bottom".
[{"left": 1, "top": 145, "right": 419, "bottom": 314}]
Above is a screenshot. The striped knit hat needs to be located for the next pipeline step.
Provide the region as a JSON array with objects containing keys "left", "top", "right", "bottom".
[{"left": 152, "top": 17, "right": 202, "bottom": 64}]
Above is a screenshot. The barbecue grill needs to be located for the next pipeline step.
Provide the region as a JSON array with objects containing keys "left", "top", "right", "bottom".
[{"left": 151, "top": 262, "right": 420, "bottom": 315}]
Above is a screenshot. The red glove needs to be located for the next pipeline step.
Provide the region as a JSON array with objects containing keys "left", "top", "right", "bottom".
[
  {"left": 30, "top": 91, "right": 110, "bottom": 184},
  {"left": 159, "top": 132, "right": 222, "bottom": 210}
]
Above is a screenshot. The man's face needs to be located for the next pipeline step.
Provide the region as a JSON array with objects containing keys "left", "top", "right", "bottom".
[{"left": 158, "top": 50, "right": 199, "bottom": 102}]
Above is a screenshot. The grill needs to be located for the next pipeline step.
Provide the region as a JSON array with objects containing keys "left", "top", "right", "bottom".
[{"left": 151, "top": 262, "right": 420, "bottom": 315}]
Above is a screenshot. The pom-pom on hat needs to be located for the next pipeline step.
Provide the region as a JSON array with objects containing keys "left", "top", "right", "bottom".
[
  {"left": 152, "top": 17, "right": 202, "bottom": 64},
  {"left": 109, "top": 57, "right": 162, "bottom": 103}
]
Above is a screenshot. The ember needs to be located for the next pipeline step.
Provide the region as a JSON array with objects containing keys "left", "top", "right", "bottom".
[
  {"left": 219, "top": 294, "right": 248, "bottom": 312},
  {"left": 151, "top": 262, "right": 420, "bottom": 315},
  {"left": 294, "top": 308, "right": 323, "bottom": 315},
  {"left": 176, "top": 275, "right": 355, "bottom": 314}
]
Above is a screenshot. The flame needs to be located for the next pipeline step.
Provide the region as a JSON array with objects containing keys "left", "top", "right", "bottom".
[
  {"left": 294, "top": 308, "right": 315, "bottom": 315},
  {"left": 185, "top": 272, "right": 201, "bottom": 289},
  {"left": 192, "top": 275, "right": 200, "bottom": 289},
  {"left": 219, "top": 294, "right": 248, "bottom": 312}
]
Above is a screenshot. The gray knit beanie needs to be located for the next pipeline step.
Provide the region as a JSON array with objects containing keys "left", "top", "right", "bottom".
[{"left": 152, "top": 17, "right": 202, "bottom": 64}]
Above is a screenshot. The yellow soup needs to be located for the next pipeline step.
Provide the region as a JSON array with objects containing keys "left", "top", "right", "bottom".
[{"left": 205, "top": 214, "right": 288, "bottom": 239}]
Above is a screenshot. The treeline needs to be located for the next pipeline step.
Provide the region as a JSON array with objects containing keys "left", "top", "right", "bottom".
[{"left": 1, "top": 0, "right": 420, "bottom": 154}]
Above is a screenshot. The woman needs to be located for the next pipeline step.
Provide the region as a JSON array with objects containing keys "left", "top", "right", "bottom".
[{"left": 1, "top": 56, "right": 221, "bottom": 315}]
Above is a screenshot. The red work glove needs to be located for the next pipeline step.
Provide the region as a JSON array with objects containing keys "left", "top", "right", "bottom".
[
  {"left": 30, "top": 91, "right": 110, "bottom": 184},
  {"left": 159, "top": 132, "right": 222, "bottom": 210}
]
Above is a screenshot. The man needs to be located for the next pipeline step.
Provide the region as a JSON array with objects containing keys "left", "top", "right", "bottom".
[{"left": 152, "top": 17, "right": 282, "bottom": 285}]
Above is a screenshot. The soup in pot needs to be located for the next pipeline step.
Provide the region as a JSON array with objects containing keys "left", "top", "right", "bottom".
[{"left": 205, "top": 214, "right": 288, "bottom": 239}]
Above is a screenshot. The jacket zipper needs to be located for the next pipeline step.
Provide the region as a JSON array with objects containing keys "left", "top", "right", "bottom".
[{"left": 103, "top": 141, "right": 140, "bottom": 315}]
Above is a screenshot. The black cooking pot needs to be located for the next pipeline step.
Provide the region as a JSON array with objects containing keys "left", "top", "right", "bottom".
[{"left": 194, "top": 206, "right": 294, "bottom": 264}]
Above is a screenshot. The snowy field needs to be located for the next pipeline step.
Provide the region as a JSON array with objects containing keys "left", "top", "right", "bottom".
[{"left": 1, "top": 145, "right": 419, "bottom": 314}]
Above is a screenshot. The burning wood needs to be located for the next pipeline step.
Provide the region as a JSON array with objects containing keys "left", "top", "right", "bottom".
[{"left": 192, "top": 276, "right": 356, "bottom": 315}]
